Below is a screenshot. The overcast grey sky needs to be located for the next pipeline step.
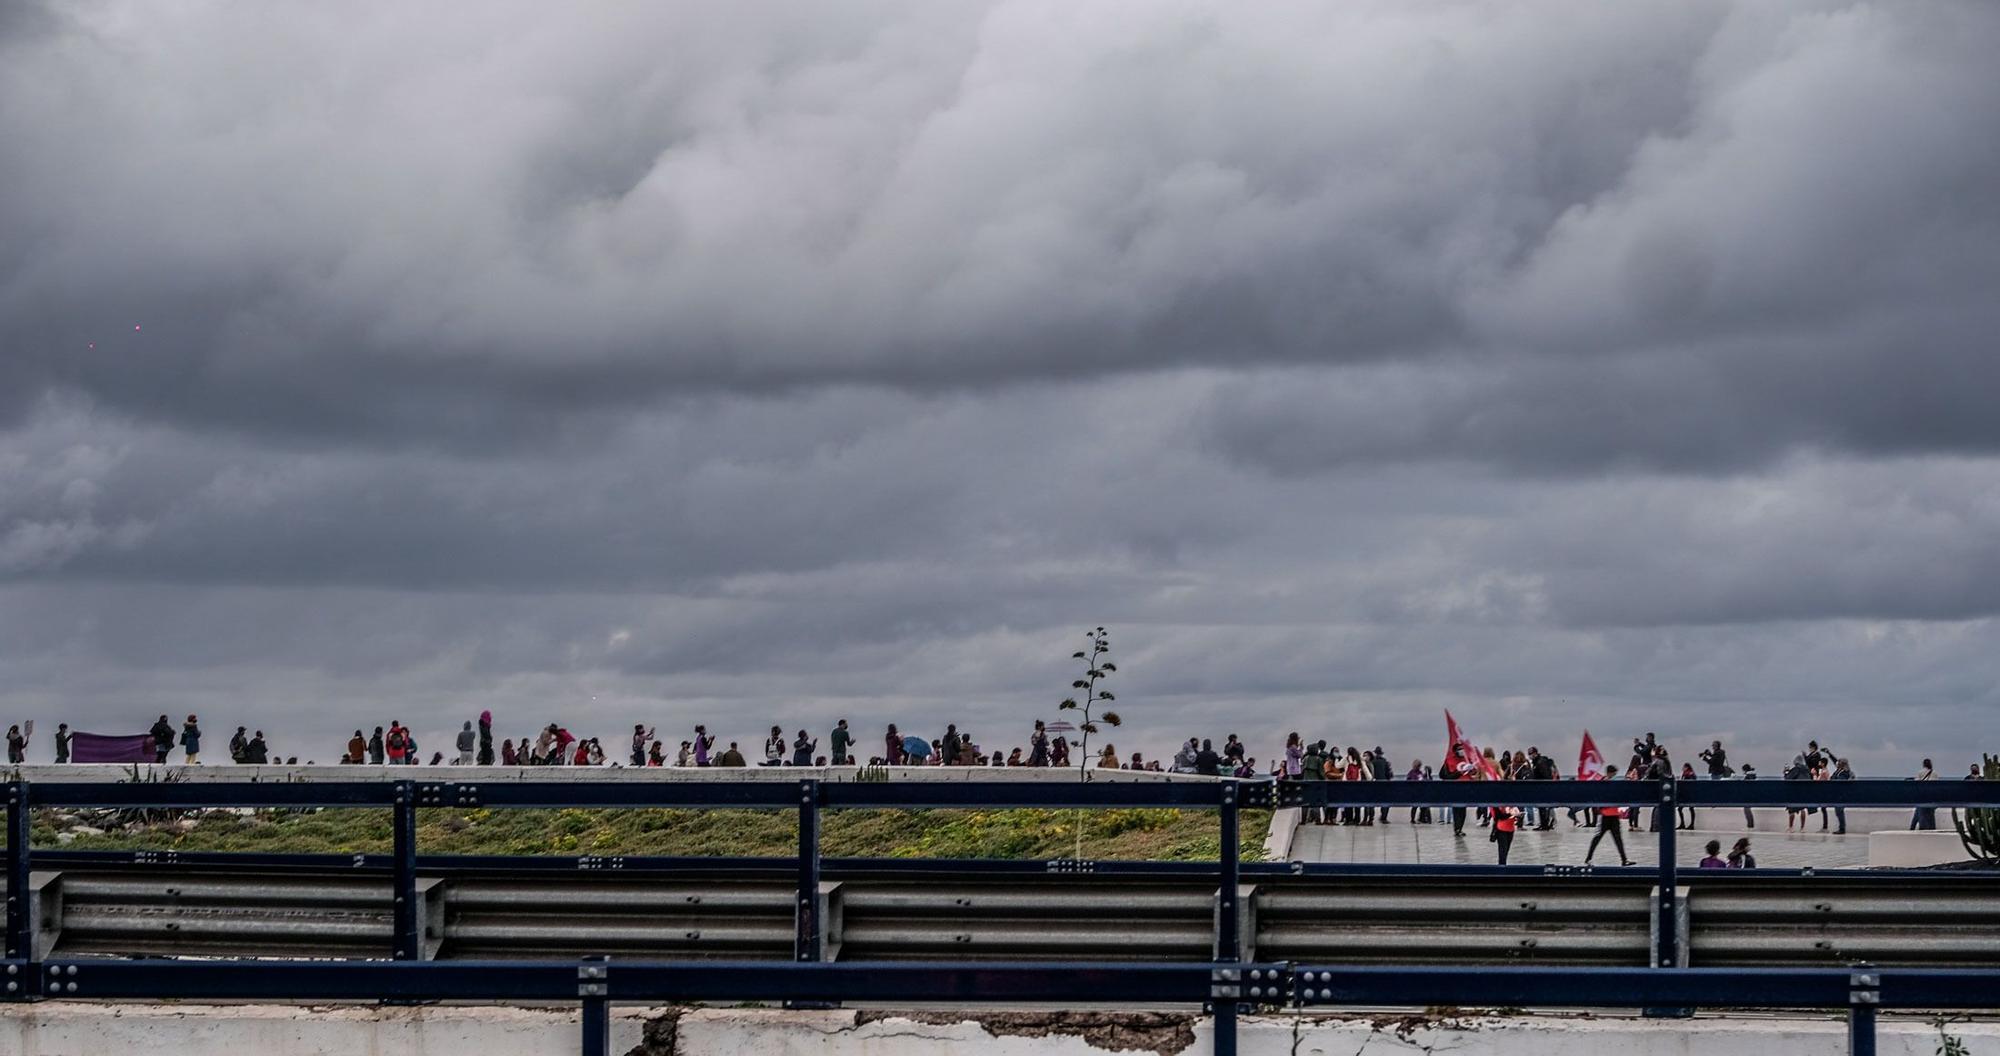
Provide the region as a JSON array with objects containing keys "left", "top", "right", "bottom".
[{"left": 3, "top": 0, "right": 1997, "bottom": 771}]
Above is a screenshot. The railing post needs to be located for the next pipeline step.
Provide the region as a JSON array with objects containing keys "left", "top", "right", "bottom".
[
  {"left": 1654, "top": 779, "right": 1677, "bottom": 967},
  {"left": 1848, "top": 969, "right": 1879, "bottom": 1056},
  {"left": 5, "top": 780, "right": 28, "bottom": 969},
  {"left": 796, "top": 779, "right": 821, "bottom": 963},
  {"left": 1214, "top": 781, "right": 1241, "bottom": 1056},
  {"left": 392, "top": 781, "right": 418, "bottom": 961},
  {"left": 579, "top": 956, "right": 610, "bottom": 1056}
]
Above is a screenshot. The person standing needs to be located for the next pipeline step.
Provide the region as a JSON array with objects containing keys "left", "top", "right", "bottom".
[
  {"left": 1701, "top": 740, "right": 1730, "bottom": 780},
  {"left": 1370, "top": 747, "right": 1394, "bottom": 823},
  {"left": 402, "top": 728, "right": 419, "bottom": 766},
  {"left": 1027, "top": 721, "right": 1049, "bottom": 767},
  {"left": 1678, "top": 762, "right": 1698, "bottom": 829},
  {"left": 54, "top": 723, "right": 72, "bottom": 764},
  {"left": 648, "top": 741, "right": 665, "bottom": 767},
  {"left": 368, "top": 726, "right": 386, "bottom": 765},
  {"left": 1440, "top": 746, "right": 1468, "bottom": 836},
  {"left": 386, "top": 723, "right": 408, "bottom": 766},
  {"left": 884, "top": 723, "right": 906, "bottom": 766},
  {"left": 630, "top": 724, "right": 655, "bottom": 767},
  {"left": 1529, "top": 747, "right": 1558, "bottom": 829},
  {"left": 763, "top": 726, "right": 786, "bottom": 766},
  {"left": 792, "top": 729, "right": 817, "bottom": 767},
  {"left": 1830, "top": 758, "right": 1854, "bottom": 834},
  {"left": 1194, "top": 739, "right": 1221, "bottom": 777},
  {"left": 831, "top": 719, "right": 853, "bottom": 766},
  {"left": 940, "top": 725, "right": 962, "bottom": 768},
  {"left": 477, "top": 711, "right": 495, "bottom": 766},
  {"left": 151, "top": 714, "right": 175, "bottom": 763},
  {"left": 246, "top": 731, "right": 269, "bottom": 764},
  {"left": 1912, "top": 758, "right": 1938, "bottom": 830},
  {"left": 1284, "top": 733, "right": 1303, "bottom": 779},
  {"left": 347, "top": 730, "right": 367, "bottom": 765},
  {"left": 500, "top": 738, "right": 519, "bottom": 766},
  {"left": 692, "top": 725, "right": 714, "bottom": 767},
  {"left": 4, "top": 725, "right": 24, "bottom": 764},
  {"left": 456, "top": 721, "right": 477, "bottom": 765},
  {"left": 229, "top": 726, "right": 249, "bottom": 764},
  {"left": 180, "top": 715, "right": 202, "bottom": 764}
]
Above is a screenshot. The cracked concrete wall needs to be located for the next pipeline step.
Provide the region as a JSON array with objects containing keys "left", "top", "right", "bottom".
[{"left": 3, "top": 1004, "right": 1999, "bottom": 1056}]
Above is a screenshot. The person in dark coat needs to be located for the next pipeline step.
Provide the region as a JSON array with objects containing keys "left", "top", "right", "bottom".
[{"left": 151, "top": 715, "right": 175, "bottom": 763}]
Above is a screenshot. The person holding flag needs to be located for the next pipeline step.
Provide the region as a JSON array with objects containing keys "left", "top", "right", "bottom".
[{"left": 1582, "top": 737, "right": 1635, "bottom": 867}]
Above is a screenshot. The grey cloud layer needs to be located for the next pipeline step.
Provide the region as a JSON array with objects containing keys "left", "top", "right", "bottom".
[
  {"left": 3, "top": 1, "right": 1998, "bottom": 770},
  {"left": 4, "top": 1, "right": 1995, "bottom": 466}
]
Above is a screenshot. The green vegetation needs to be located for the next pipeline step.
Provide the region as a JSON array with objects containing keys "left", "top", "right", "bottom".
[{"left": 39, "top": 806, "right": 1269, "bottom": 862}]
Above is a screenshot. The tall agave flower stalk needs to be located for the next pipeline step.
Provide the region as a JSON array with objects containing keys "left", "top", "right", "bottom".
[{"left": 1953, "top": 753, "right": 2000, "bottom": 863}]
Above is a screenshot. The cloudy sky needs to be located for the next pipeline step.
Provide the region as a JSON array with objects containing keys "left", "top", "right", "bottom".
[{"left": 3, "top": 0, "right": 1997, "bottom": 772}]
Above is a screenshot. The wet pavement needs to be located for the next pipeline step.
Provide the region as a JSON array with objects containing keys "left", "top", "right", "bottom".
[{"left": 1287, "top": 806, "right": 1915, "bottom": 869}]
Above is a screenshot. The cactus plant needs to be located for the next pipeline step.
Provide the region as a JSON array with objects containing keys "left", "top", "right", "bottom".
[{"left": 1952, "top": 753, "right": 2000, "bottom": 862}]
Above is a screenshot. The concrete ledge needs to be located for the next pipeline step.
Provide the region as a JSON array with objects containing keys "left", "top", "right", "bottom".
[
  {"left": 5, "top": 1004, "right": 2000, "bottom": 1056},
  {"left": 1868, "top": 829, "right": 1974, "bottom": 867}
]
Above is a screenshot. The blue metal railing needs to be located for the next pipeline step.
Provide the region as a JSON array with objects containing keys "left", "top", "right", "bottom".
[{"left": 3, "top": 776, "right": 1996, "bottom": 1055}]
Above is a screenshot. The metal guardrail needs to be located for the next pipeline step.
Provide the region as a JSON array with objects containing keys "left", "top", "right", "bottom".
[{"left": 3, "top": 778, "right": 1997, "bottom": 1056}]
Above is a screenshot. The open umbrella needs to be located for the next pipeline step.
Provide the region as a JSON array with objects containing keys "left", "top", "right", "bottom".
[{"left": 902, "top": 735, "right": 932, "bottom": 760}]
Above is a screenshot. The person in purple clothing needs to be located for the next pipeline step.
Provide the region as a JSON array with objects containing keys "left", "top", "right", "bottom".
[
  {"left": 691, "top": 725, "right": 714, "bottom": 767},
  {"left": 1698, "top": 839, "right": 1728, "bottom": 868},
  {"left": 1405, "top": 760, "right": 1430, "bottom": 823}
]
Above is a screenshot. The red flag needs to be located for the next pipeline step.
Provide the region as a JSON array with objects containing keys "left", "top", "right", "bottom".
[
  {"left": 1443, "top": 710, "right": 1502, "bottom": 780},
  {"left": 1578, "top": 730, "right": 1609, "bottom": 780}
]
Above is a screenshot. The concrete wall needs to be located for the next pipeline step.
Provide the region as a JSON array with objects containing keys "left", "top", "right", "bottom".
[{"left": 3, "top": 1005, "right": 1998, "bottom": 1056}]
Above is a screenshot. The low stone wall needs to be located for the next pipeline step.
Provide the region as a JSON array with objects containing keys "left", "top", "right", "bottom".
[
  {"left": 3, "top": 762, "right": 1219, "bottom": 784},
  {"left": 4, "top": 1004, "right": 1999, "bottom": 1056}
]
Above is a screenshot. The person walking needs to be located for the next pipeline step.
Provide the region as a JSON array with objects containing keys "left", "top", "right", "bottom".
[
  {"left": 1405, "top": 760, "right": 1430, "bottom": 823},
  {"left": 456, "top": 721, "right": 477, "bottom": 765},
  {"left": 1585, "top": 780, "right": 1634, "bottom": 868},
  {"left": 831, "top": 719, "right": 854, "bottom": 766},
  {"left": 1678, "top": 762, "right": 1698, "bottom": 829},
  {"left": 1492, "top": 805, "right": 1520, "bottom": 866},
  {"left": 1911, "top": 758, "right": 1938, "bottom": 830},
  {"left": 1739, "top": 763, "right": 1759, "bottom": 828},
  {"left": 151, "top": 714, "right": 175, "bottom": 763},
  {"left": 54, "top": 723, "right": 71, "bottom": 764},
  {"left": 180, "top": 715, "right": 202, "bottom": 764}
]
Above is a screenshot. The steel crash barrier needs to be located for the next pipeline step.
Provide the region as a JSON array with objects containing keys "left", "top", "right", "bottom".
[{"left": 3, "top": 777, "right": 1998, "bottom": 1056}]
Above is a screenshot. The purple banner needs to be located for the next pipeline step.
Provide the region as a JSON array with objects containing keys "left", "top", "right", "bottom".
[{"left": 70, "top": 732, "right": 159, "bottom": 764}]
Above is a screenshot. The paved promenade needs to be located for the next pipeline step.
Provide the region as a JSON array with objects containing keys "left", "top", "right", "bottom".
[{"left": 1290, "top": 808, "right": 1912, "bottom": 869}]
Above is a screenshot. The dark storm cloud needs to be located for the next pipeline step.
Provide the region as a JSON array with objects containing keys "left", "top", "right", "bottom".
[
  {"left": 5, "top": 0, "right": 1991, "bottom": 467},
  {"left": 4, "top": 1, "right": 1999, "bottom": 773}
]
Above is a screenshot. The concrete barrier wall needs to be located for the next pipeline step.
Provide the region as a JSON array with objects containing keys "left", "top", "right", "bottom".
[{"left": 3, "top": 1005, "right": 1998, "bottom": 1056}]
